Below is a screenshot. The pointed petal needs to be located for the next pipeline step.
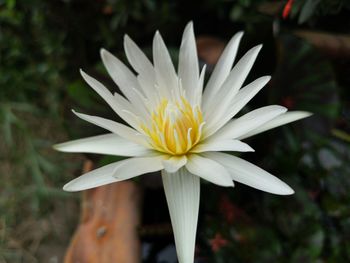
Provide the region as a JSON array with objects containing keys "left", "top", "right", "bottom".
[
  {"left": 178, "top": 22, "right": 199, "bottom": 104},
  {"left": 111, "top": 91, "right": 145, "bottom": 130},
  {"left": 162, "top": 168, "right": 200, "bottom": 263},
  {"left": 204, "top": 45, "right": 263, "bottom": 130},
  {"left": 80, "top": 69, "right": 116, "bottom": 111},
  {"left": 124, "top": 35, "right": 154, "bottom": 77},
  {"left": 162, "top": 155, "right": 187, "bottom": 173},
  {"left": 64, "top": 156, "right": 164, "bottom": 192},
  {"left": 186, "top": 154, "right": 234, "bottom": 187},
  {"left": 207, "top": 76, "right": 271, "bottom": 133},
  {"left": 100, "top": 48, "right": 141, "bottom": 97},
  {"left": 100, "top": 49, "right": 149, "bottom": 115},
  {"left": 230, "top": 76, "right": 271, "bottom": 117},
  {"left": 202, "top": 31, "right": 244, "bottom": 106},
  {"left": 63, "top": 161, "right": 121, "bottom": 191},
  {"left": 195, "top": 64, "right": 207, "bottom": 105},
  {"left": 53, "top": 133, "right": 150, "bottom": 157},
  {"left": 80, "top": 70, "right": 144, "bottom": 129},
  {"left": 204, "top": 152, "right": 294, "bottom": 195},
  {"left": 100, "top": 48, "right": 140, "bottom": 92},
  {"left": 72, "top": 110, "right": 146, "bottom": 145},
  {"left": 191, "top": 139, "right": 254, "bottom": 153},
  {"left": 238, "top": 111, "right": 313, "bottom": 140},
  {"left": 124, "top": 35, "right": 157, "bottom": 103},
  {"left": 210, "top": 105, "right": 287, "bottom": 140},
  {"left": 153, "top": 31, "right": 178, "bottom": 98}
]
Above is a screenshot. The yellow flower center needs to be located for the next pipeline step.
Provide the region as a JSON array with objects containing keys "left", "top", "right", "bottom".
[{"left": 141, "top": 97, "right": 204, "bottom": 155}]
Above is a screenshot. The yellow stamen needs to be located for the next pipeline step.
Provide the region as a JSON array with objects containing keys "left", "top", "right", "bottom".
[{"left": 141, "top": 97, "right": 204, "bottom": 155}]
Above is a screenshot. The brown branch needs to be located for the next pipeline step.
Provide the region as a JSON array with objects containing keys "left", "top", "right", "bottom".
[{"left": 294, "top": 30, "right": 350, "bottom": 58}]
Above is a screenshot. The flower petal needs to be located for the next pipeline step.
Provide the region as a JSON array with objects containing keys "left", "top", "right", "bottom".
[
  {"left": 80, "top": 70, "right": 144, "bottom": 129},
  {"left": 113, "top": 155, "right": 165, "bottom": 180},
  {"left": 153, "top": 31, "right": 178, "bottom": 98},
  {"left": 204, "top": 45, "right": 263, "bottom": 134},
  {"left": 124, "top": 35, "right": 158, "bottom": 103},
  {"left": 53, "top": 133, "right": 150, "bottom": 157},
  {"left": 204, "top": 152, "right": 294, "bottom": 195},
  {"left": 124, "top": 35, "right": 154, "bottom": 78},
  {"left": 80, "top": 69, "right": 116, "bottom": 112},
  {"left": 178, "top": 21, "right": 199, "bottom": 104},
  {"left": 191, "top": 139, "right": 254, "bottom": 153},
  {"left": 185, "top": 154, "right": 234, "bottom": 187},
  {"left": 162, "top": 155, "right": 187, "bottom": 173},
  {"left": 195, "top": 65, "right": 207, "bottom": 105},
  {"left": 72, "top": 110, "right": 146, "bottom": 145},
  {"left": 64, "top": 156, "right": 164, "bottom": 192},
  {"left": 230, "top": 76, "right": 271, "bottom": 116},
  {"left": 63, "top": 162, "right": 121, "bottom": 192},
  {"left": 208, "top": 76, "right": 271, "bottom": 133},
  {"left": 100, "top": 48, "right": 149, "bottom": 115},
  {"left": 238, "top": 111, "right": 313, "bottom": 140},
  {"left": 111, "top": 91, "right": 146, "bottom": 130},
  {"left": 210, "top": 105, "right": 287, "bottom": 140},
  {"left": 202, "top": 31, "right": 244, "bottom": 106},
  {"left": 162, "top": 168, "right": 200, "bottom": 263}
]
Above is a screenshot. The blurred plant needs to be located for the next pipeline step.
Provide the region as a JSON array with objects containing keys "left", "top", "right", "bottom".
[{"left": 286, "top": 0, "right": 350, "bottom": 24}]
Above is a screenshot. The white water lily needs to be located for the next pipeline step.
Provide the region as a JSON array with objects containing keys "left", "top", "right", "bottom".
[{"left": 54, "top": 22, "right": 311, "bottom": 263}]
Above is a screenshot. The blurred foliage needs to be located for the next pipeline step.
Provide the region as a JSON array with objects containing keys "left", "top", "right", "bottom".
[{"left": 0, "top": 0, "right": 350, "bottom": 262}]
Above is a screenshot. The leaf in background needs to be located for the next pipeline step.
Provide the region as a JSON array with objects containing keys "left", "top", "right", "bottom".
[
  {"left": 298, "top": 0, "right": 321, "bottom": 24},
  {"left": 0, "top": 105, "right": 14, "bottom": 145},
  {"left": 332, "top": 129, "right": 350, "bottom": 143},
  {"left": 67, "top": 80, "right": 98, "bottom": 108}
]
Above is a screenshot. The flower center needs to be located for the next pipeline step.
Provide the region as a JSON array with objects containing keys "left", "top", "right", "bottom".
[{"left": 141, "top": 97, "right": 204, "bottom": 155}]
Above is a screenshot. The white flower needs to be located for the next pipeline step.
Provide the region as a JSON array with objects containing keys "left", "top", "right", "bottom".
[{"left": 54, "top": 22, "right": 311, "bottom": 263}]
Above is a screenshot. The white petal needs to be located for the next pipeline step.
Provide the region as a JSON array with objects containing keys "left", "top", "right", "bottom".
[
  {"left": 53, "top": 133, "right": 150, "bottom": 157},
  {"left": 63, "top": 161, "right": 121, "bottom": 192},
  {"left": 64, "top": 156, "right": 164, "bottom": 192},
  {"left": 162, "top": 155, "right": 187, "bottom": 173},
  {"left": 238, "top": 111, "right": 313, "bottom": 140},
  {"left": 100, "top": 48, "right": 140, "bottom": 97},
  {"left": 153, "top": 31, "right": 178, "bottom": 98},
  {"left": 137, "top": 74, "right": 159, "bottom": 107},
  {"left": 195, "top": 65, "right": 207, "bottom": 105},
  {"left": 162, "top": 168, "right": 200, "bottom": 263},
  {"left": 124, "top": 35, "right": 154, "bottom": 77},
  {"left": 204, "top": 152, "right": 294, "bottom": 195},
  {"left": 178, "top": 22, "right": 199, "bottom": 104},
  {"left": 124, "top": 35, "right": 157, "bottom": 103},
  {"left": 185, "top": 154, "right": 234, "bottom": 187},
  {"left": 204, "top": 45, "right": 263, "bottom": 132},
  {"left": 72, "top": 110, "right": 146, "bottom": 145},
  {"left": 100, "top": 49, "right": 149, "bottom": 115},
  {"left": 80, "top": 69, "right": 116, "bottom": 112},
  {"left": 202, "top": 31, "right": 244, "bottom": 106},
  {"left": 113, "top": 155, "right": 164, "bottom": 180},
  {"left": 80, "top": 70, "right": 145, "bottom": 130},
  {"left": 230, "top": 76, "right": 271, "bottom": 115},
  {"left": 210, "top": 105, "right": 287, "bottom": 140},
  {"left": 112, "top": 92, "right": 145, "bottom": 130},
  {"left": 191, "top": 139, "right": 254, "bottom": 153},
  {"left": 208, "top": 76, "right": 271, "bottom": 133}
]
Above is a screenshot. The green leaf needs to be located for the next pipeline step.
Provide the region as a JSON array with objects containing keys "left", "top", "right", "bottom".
[
  {"left": 298, "top": 0, "right": 321, "bottom": 24},
  {"left": 67, "top": 80, "right": 97, "bottom": 108}
]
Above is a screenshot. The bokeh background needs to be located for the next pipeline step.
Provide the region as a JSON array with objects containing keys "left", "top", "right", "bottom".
[{"left": 1, "top": 0, "right": 350, "bottom": 262}]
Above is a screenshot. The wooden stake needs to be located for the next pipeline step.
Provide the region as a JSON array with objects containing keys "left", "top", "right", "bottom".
[{"left": 64, "top": 160, "right": 142, "bottom": 263}]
